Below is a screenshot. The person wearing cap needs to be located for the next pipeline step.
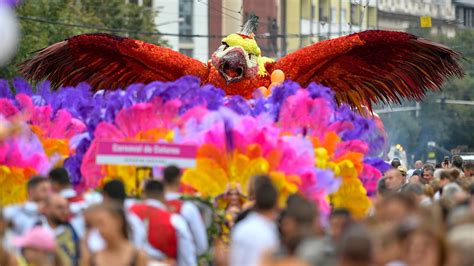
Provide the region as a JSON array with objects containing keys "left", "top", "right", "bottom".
[
  {"left": 390, "top": 158, "right": 401, "bottom": 169},
  {"left": 13, "top": 227, "right": 61, "bottom": 266},
  {"left": 398, "top": 166, "right": 408, "bottom": 183}
]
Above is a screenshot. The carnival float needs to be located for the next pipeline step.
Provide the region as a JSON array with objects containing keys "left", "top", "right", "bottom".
[{"left": 0, "top": 11, "right": 463, "bottom": 240}]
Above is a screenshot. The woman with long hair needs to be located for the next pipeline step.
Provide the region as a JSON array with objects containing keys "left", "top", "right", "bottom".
[{"left": 80, "top": 203, "right": 147, "bottom": 266}]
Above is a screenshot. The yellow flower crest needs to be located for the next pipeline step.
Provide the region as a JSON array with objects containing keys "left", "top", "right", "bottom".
[
  {"left": 311, "top": 132, "right": 372, "bottom": 218},
  {"left": 221, "top": 33, "right": 275, "bottom": 76},
  {"left": 222, "top": 33, "right": 261, "bottom": 56},
  {"left": 182, "top": 144, "right": 300, "bottom": 207},
  {"left": 0, "top": 166, "right": 33, "bottom": 206}
]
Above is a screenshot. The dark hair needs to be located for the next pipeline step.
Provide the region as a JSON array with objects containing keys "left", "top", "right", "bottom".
[
  {"left": 280, "top": 194, "right": 317, "bottom": 254},
  {"left": 449, "top": 168, "right": 462, "bottom": 181},
  {"left": 377, "top": 177, "right": 389, "bottom": 196},
  {"left": 391, "top": 158, "right": 401, "bottom": 168},
  {"left": 402, "top": 184, "right": 423, "bottom": 195},
  {"left": 248, "top": 175, "right": 274, "bottom": 200},
  {"left": 468, "top": 183, "right": 474, "bottom": 195},
  {"left": 27, "top": 176, "right": 48, "bottom": 190},
  {"left": 163, "top": 165, "right": 181, "bottom": 185},
  {"left": 331, "top": 208, "right": 352, "bottom": 219},
  {"left": 48, "top": 167, "right": 71, "bottom": 186},
  {"left": 255, "top": 176, "right": 278, "bottom": 210},
  {"left": 338, "top": 225, "right": 372, "bottom": 264},
  {"left": 412, "top": 169, "right": 422, "bottom": 177},
  {"left": 439, "top": 170, "right": 454, "bottom": 182},
  {"left": 452, "top": 155, "right": 463, "bottom": 169},
  {"left": 103, "top": 179, "right": 127, "bottom": 203},
  {"left": 284, "top": 194, "right": 317, "bottom": 225},
  {"left": 423, "top": 164, "right": 435, "bottom": 173},
  {"left": 144, "top": 180, "right": 164, "bottom": 199},
  {"left": 382, "top": 192, "right": 417, "bottom": 211},
  {"left": 99, "top": 202, "right": 130, "bottom": 240}
]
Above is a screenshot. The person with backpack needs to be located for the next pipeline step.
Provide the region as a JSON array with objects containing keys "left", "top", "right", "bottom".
[
  {"left": 163, "top": 165, "right": 208, "bottom": 256},
  {"left": 130, "top": 180, "right": 197, "bottom": 266}
]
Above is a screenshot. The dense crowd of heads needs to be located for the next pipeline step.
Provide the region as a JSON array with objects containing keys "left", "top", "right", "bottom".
[{"left": 0, "top": 157, "right": 473, "bottom": 266}]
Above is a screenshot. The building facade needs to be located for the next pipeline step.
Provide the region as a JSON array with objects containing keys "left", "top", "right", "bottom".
[
  {"left": 207, "top": 0, "right": 280, "bottom": 58},
  {"left": 137, "top": 0, "right": 209, "bottom": 62},
  {"left": 377, "top": 0, "right": 457, "bottom": 37},
  {"left": 133, "top": 0, "right": 468, "bottom": 62},
  {"left": 281, "top": 0, "right": 377, "bottom": 55},
  {"left": 454, "top": 0, "right": 474, "bottom": 28}
]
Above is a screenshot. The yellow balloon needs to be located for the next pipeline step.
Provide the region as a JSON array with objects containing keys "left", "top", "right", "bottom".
[{"left": 271, "top": 69, "right": 285, "bottom": 83}]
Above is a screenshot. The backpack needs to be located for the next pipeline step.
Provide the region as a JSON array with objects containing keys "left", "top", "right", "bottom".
[{"left": 129, "top": 203, "right": 178, "bottom": 259}]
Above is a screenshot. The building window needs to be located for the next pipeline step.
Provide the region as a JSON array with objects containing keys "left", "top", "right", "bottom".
[{"left": 179, "top": 0, "right": 193, "bottom": 43}]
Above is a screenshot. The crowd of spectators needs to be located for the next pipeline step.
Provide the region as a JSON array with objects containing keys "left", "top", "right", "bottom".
[{"left": 0, "top": 157, "right": 473, "bottom": 266}]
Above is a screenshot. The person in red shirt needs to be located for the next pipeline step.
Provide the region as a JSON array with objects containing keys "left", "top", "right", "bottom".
[{"left": 130, "top": 180, "right": 197, "bottom": 266}]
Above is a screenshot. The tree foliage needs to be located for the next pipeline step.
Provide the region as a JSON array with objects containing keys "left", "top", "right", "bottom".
[
  {"left": 380, "top": 28, "right": 474, "bottom": 161},
  {"left": 0, "top": 0, "right": 166, "bottom": 79}
]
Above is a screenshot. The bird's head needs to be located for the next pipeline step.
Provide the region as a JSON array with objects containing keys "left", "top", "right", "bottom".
[{"left": 211, "top": 15, "right": 269, "bottom": 85}]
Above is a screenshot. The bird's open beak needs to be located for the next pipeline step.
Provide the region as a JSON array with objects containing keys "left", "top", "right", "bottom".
[{"left": 218, "top": 49, "right": 247, "bottom": 85}]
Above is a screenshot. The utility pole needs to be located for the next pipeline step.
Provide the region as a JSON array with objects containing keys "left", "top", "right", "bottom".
[
  {"left": 338, "top": 0, "right": 342, "bottom": 37},
  {"left": 328, "top": 1, "right": 332, "bottom": 39},
  {"left": 310, "top": 0, "right": 314, "bottom": 41},
  {"left": 375, "top": 0, "right": 379, "bottom": 29},
  {"left": 299, "top": 0, "right": 303, "bottom": 48}
]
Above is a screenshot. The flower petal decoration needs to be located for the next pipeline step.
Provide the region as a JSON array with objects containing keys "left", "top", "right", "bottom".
[{"left": 0, "top": 76, "right": 388, "bottom": 219}]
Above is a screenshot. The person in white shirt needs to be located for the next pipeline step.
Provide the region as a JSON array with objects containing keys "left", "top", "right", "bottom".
[
  {"left": 229, "top": 176, "right": 279, "bottom": 266},
  {"left": 3, "top": 176, "right": 51, "bottom": 236},
  {"left": 163, "top": 165, "right": 208, "bottom": 256},
  {"left": 130, "top": 180, "right": 197, "bottom": 266}
]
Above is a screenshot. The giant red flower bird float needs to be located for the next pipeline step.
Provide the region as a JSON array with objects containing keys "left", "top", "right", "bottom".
[{"left": 19, "top": 15, "right": 463, "bottom": 110}]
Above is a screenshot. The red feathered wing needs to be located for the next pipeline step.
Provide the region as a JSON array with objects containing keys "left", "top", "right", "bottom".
[
  {"left": 274, "top": 30, "right": 463, "bottom": 110},
  {"left": 19, "top": 34, "right": 209, "bottom": 90}
]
